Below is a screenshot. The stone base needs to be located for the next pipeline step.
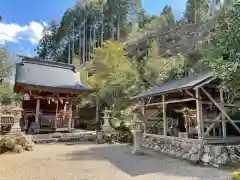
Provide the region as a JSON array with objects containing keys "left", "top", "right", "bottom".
[
  {"left": 132, "top": 149, "right": 144, "bottom": 156},
  {"left": 8, "top": 125, "right": 22, "bottom": 135},
  {"left": 141, "top": 135, "right": 240, "bottom": 167},
  {"left": 96, "top": 132, "right": 106, "bottom": 144},
  {"left": 8, "top": 129, "right": 22, "bottom": 135},
  {"left": 101, "top": 125, "right": 112, "bottom": 134}
]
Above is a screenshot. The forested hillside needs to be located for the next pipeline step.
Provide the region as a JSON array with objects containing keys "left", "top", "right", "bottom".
[{"left": 36, "top": 0, "right": 240, "bottom": 124}]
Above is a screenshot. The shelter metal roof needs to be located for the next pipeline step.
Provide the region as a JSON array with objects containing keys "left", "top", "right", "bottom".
[
  {"left": 132, "top": 72, "right": 214, "bottom": 99},
  {"left": 14, "top": 58, "right": 93, "bottom": 93}
]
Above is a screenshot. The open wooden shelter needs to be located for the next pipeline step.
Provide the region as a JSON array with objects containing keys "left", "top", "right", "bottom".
[
  {"left": 132, "top": 71, "right": 240, "bottom": 144},
  {"left": 14, "top": 57, "right": 94, "bottom": 134}
]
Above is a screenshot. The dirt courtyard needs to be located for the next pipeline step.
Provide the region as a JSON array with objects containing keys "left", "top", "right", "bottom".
[{"left": 0, "top": 142, "right": 232, "bottom": 180}]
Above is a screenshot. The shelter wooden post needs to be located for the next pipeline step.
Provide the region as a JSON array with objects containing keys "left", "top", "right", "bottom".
[
  {"left": 141, "top": 98, "right": 147, "bottom": 133},
  {"left": 96, "top": 94, "right": 100, "bottom": 133},
  {"left": 195, "top": 88, "right": 204, "bottom": 139},
  {"left": 68, "top": 101, "right": 73, "bottom": 129},
  {"left": 55, "top": 100, "right": 59, "bottom": 129},
  {"left": 220, "top": 89, "right": 226, "bottom": 138},
  {"left": 35, "top": 98, "right": 40, "bottom": 133},
  {"left": 72, "top": 109, "right": 75, "bottom": 129},
  {"left": 162, "top": 95, "right": 167, "bottom": 136}
]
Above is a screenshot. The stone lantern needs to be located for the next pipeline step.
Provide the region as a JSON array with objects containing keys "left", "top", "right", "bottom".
[
  {"left": 101, "top": 107, "right": 112, "bottom": 134},
  {"left": 96, "top": 107, "right": 112, "bottom": 144},
  {"left": 131, "top": 113, "right": 143, "bottom": 155},
  {"left": 23, "top": 93, "right": 30, "bottom": 101},
  {"left": 9, "top": 107, "right": 23, "bottom": 135}
]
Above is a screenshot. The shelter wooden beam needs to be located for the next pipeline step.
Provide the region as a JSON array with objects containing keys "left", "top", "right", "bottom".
[
  {"left": 145, "top": 98, "right": 195, "bottom": 107},
  {"left": 224, "top": 103, "right": 240, "bottom": 107},
  {"left": 147, "top": 96, "right": 152, "bottom": 104},
  {"left": 201, "top": 87, "right": 240, "bottom": 134},
  {"left": 184, "top": 89, "right": 194, "bottom": 98},
  {"left": 204, "top": 119, "right": 227, "bottom": 123},
  {"left": 204, "top": 114, "right": 221, "bottom": 136},
  {"left": 194, "top": 77, "right": 216, "bottom": 89},
  {"left": 162, "top": 95, "right": 167, "bottom": 136},
  {"left": 201, "top": 101, "right": 240, "bottom": 108},
  {"left": 205, "top": 123, "right": 215, "bottom": 137}
]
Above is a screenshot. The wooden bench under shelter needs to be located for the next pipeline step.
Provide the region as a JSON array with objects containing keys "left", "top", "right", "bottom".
[
  {"left": 14, "top": 57, "right": 94, "bottom": 134},
  {"left": 132, "top": 71, "right": 240, "bottom": 145}
]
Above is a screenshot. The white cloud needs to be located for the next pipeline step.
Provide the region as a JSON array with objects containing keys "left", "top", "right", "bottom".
[
  {"left": 0, "top": 21, "right": 47, "bottom": 45},
  {"left": 41, "top": 21, "right": 48, "bottom": 27}
]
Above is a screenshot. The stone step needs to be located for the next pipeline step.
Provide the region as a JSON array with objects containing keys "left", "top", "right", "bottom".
[
  {"left": 32, "top": 132, "right": 96, "bottom": 143},
  {"left": 34, "top": 138, "right": 59, "bottom": 144}
]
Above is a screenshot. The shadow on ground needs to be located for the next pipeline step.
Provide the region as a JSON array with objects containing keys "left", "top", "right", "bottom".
[{"left": 63, "top": 143, "right": 231, "bottom": 179}]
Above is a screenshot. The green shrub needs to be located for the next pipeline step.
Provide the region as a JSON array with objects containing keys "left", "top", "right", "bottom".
[{"left": 232, "top": 172, "right": 240, "bottom": 180}]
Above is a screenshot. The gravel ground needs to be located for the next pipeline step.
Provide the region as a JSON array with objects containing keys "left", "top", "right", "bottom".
[{"left": 0, "top": 142, "right": 232, "bottom": 180}]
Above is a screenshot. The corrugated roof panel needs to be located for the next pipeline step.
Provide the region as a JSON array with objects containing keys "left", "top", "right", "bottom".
[{"left": 132, "top": 72, "right": 214, "bottom": 99}]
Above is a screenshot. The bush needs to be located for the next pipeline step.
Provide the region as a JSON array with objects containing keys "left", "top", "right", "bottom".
[
  {"left": 233, "top": 172, "right": 240, "bottom": 180},
  {"left": 0, "top": 134, "right": 34, "bottom": 154}
]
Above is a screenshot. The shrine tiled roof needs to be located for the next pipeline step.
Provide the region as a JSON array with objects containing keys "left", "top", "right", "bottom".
[{"left": 14, "top": 57, "right": 93, "bottom": 93}]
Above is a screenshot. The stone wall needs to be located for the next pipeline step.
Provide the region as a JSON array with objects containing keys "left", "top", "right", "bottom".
[{"left": 141, "top": 134, "right": 240, "bottom": 167}]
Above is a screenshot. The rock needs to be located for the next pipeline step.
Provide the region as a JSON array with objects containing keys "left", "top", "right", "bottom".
[
  {"left": 227, "top": 145, "right": 234, "bottom": 151},
  {"left": 156, "top": 139, "right": 162, "bottom": 144},
  {"left": 189, "top": 147, "right": 199, "bottom": 154},
  {"left": 201, "top": 153, "right": 212, "bottom": 163},
  {"left": 182, "top": 153, "right": 190, "bottom": 160},
  {"left": 13, "top": 144, "right": 23, "bottom": 153},
  {"left": 236, "top": 145, "right": 240, "bottom": 152},
  {"left": 204, "top": 145, "right": 211, "bottom": 153},
  {"left": 221, "top": 152, "right": 229, "bottom": 164},
  {"left": 24, "top": 142, "right": 34, "bottom": 151},
  {"left": 151, "top": 144, "right": 155, "bottom": 149},
  {"left": 193, "top": 143, "right": 201, "bottom": 149},
  {"left": 212, "top": 163, "right": 220, "bottom": 168},
  {"left": 175, "top": 143, "right": 181, "bottom": 150},
  {"left": 230, "top": 154, "right": 240, "bottom": 164},
  {"left": 5, "top": 138, "right": 15, "bottom": 149},
  {"left": 212, "top": 146, "right": 222, "bottom": 156},
  {"left": 204, "top": 162, "right": 209, "bottom": 166},
  {"left": 0, "top": 137, "right": 4, "bottom": 147},
  {"left": 175, "top": 151, "right": 183, "bottom": 157},
  {"left": 190, "top": 154, "right": 199, "bottom": 162},
  {"left": 221, "top": 147, "right": 228, "bottom": 153},
  {"left": 149, "top": 144, "right": 154, "bottom": 149},
  {"left": 52, "top": 132, "right": 63, "bottom": 139},
  {"left": 214, "top": 156, "right": 223, "bottom": 164},
  {"left": 159, "top": 144, "right": 164, "bottom": 149},
  {"left": 87, "top": 135, "right": 96, "bottom": 141},
  {"left": 16, "top": 134, "right": 28, "bottom": 145},
  {"left": 153, "top": 145, "right": 161, "bottom": 151},
  {"left": 143, "top": 143, "right": 147, "bottom": 148},
  {"left": 182, "top": 143, "right": 191, "bottom": 152}
]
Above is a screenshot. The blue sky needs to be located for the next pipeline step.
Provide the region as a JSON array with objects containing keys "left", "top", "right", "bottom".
[{"left": 0, "top": 0, "right": 187, "bottom": 57}]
